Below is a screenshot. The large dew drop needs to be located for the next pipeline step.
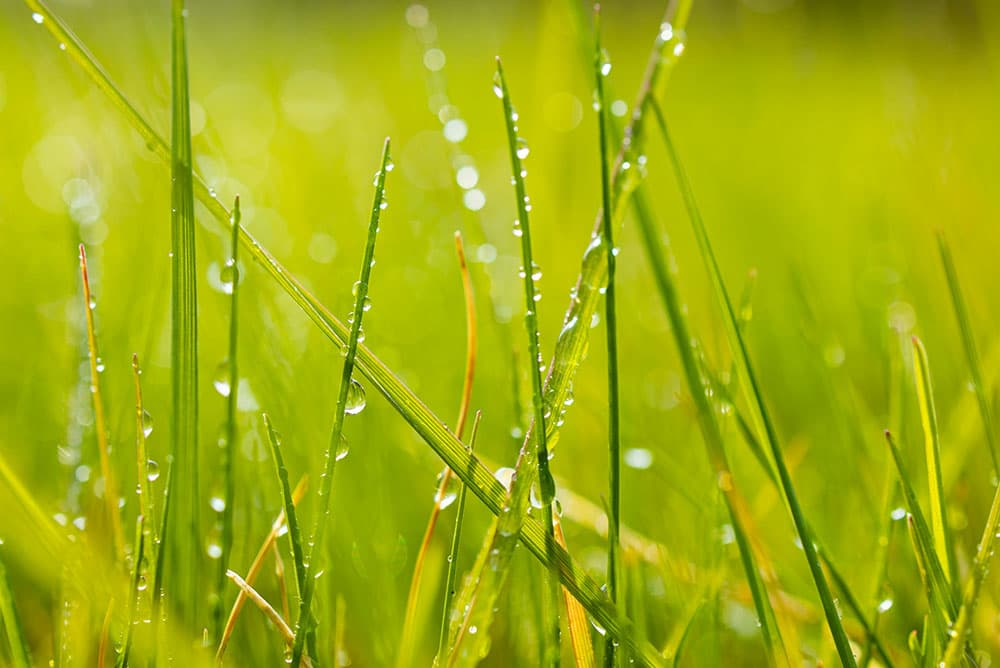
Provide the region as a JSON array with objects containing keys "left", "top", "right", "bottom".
[
  {"left": 141, "top": 409, "right": 154, "bottom": 438},
  {"left": 345, "top": 379, "right": 366, "bottom": 415},
  {"left": 213, "top": 360, "right": 232, "bottom": 397}
]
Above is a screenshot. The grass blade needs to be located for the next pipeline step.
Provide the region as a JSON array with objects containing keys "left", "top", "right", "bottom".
[
  {"left": 166, "top": 0, "right": 201, "bottom": 626},
  {"left": 98, "top": 598, "right": 115, "bottom": 668},
  {"left": 132, "top": 355, "right": 157, "bottom": 539},
  {"left": 225, "top": 571, "right": 296, "bottom": 650},
  {"left": 0, "top": 554, "right": 31, "bottom": 668},
  {"left": 593, "top": 13, "right": 622, "bottom": 668},
  {"left": 23, "top": 2, "right": 671, "bottom": 659},
  {"left": 214, "top": 196, "right": 243, "bottom": 641},
  {"left": 495, "top": 57, "right": 562, "bottom": 667},
  {"left": 937, "top": 232, "right": 999, "bottom": 471},
  {"left": 118, "top": 516, "right": 147, "bottom": 667},
  {"left": 400, "top": 231, "right": 479, "bottom": 666},
  {"left": 649, "top": 97, "right": 856, "bottom": 667},
  {"left": 263, "top": 415, "right": 307, "bottom": 603},
  {"left": 78, "top": 244, "right": 124, "bottom": 561},
  {"left": 554, "top": 517, "right": 597, "bottom": 668},
  {"left": 435, "top": 411, "right": 482, "bottom": 665},
  {"left": 290, "top": 138, "right": 392, "bottom": 667},
  {"left": 910, "top": 336, "right": 955, "bottom": 586},
  {"left": 216, "top": 477, "right": 308, "bottom": 664},
  {"left": 905, "top": 516, "right": 946, "bottom": 655},
  {"left": 883, "top": 431, "right": 956, "bottom": 620}
]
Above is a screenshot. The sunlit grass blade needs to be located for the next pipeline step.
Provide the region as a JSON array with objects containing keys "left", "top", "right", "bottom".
[
  {"left": 118, "top": 516, "right": 147, "bottom": 667},
  {"left": 24, "top": 2, "right": 670, "bottom": 658},
  {"left": 910, "top": 336, "right": 955, "bottom": 587},
  {"left": 400, "top": 231, "right": 479, "bottom": 666},
  {"left": 554, "top": 517, "right": 596, "bottom": 668},
  {"left": 214, "top": 196, "right": 243, "bottom": 641},
  {"left": 263, "top": 414, "right": 307, "bottom": 601},
  {"left": 132, "top": 355, "right": 157, "bottom": 538},
  {"left": 165, "top": 0, "right": 201, "bottom": 627},
  {"left": 593, "top": 13, "right": 622, "bottom": 668},
  {"left": 648, "top": 97, "right": 856, "bottom": 667},
  {"left": 435, "top": 411, "right": 482, "bottom": 665},
  {"left": 496, "top": 57, "right": 562, "bottom": 667},
  {"left": 0, "top": 553, "right": 31, "bottom": 668},
  {"left": 905, "top": 515, "right": 945, "bottom": 659},
  {"left": 883, "top": 431, "right": 955, "bottom": 621},
  {"left": 290, "top": 138, "right": 392, "bottom": 667},
  {"left": 99, "top": 598, "right": 115, "bottom": 668},
  {"left": 937, "top": 232, "right": 998, "bottom": 472},
  {"left": 216, "top": 477, "right": 307, "bottom": 664},
  {"left": 150, "top": 460, "right": 173, "bottom": 666},
  {"left": 78, "top": 244, "right": 124, "bottom": 561}
]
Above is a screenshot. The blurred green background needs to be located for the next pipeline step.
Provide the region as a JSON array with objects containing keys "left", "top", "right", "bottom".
[{"left": 2, "top": 0, "right": 1000, "bottom": 665}]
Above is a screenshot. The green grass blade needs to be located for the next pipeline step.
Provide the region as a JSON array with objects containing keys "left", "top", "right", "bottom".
[
  {"left": 290, "top": 138, "right": 392, "bottom": 668},
  {"left": 937, "top": 232, "right": 999, "bottom": 472},
  {"left": 910, "top": 336, "right": 955, "bottom": 586},
  {"left": 649, "top": 97, "right": 856, "bottom": 667},
  {"left": 436, "top": 411, "right": 482, "bottom": 665},
  {"left": 214, "top": 197, "right": 243, "bottom": 642},
  {"left": 495, "top": 58, "right": 562, "bottom": 667},
  {"left": 263, "top": 414, "right": 307, "bottom": 604},
  {"left": 883, "top": 431, "right": 956, "bottom": 620},
  {"left": 167, "top": 0, "right": 200, "bottom": 628},
  {"left": 0, "top": 554, "right": 31, "bottom": 668},
  {"left": 23, "top": 3, "right": 668, "bottom": 660},
  {"left": 905, "top": 516, "right": 947, "bottom": 652},
  {"left": 593, "top": 14, "right": 622, "bottom": 668},
  {"left": 150, "top": 460, "right": 173, "bottom": 667},
  {"left": 132, "top": 355, "right": 157, "bottom": 541},
  {"left": 78, "top": 244, "right": 124, "bottom": 562},
  {"left": 118, "top": 516, "right": 147, "bottom": 668}
]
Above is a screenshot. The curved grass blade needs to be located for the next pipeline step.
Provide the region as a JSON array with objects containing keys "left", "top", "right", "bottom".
[
  {"left": 593, "top": 13, "right": 622, "bottom": 668},
  {"left": 166, "top": 0, "right": 201, "bottom": 627},
  {"left": 78, "top": 244, "right": 124, "bottom": 561},
  {"left": 910, "top": 336, "right": 955, "bottom": 586},
  {"left": 649, "top": 97, "right": 856, "bottom": 667},
  {"left": 554, "top": 516, "right": 596, "bottom": 668},
  {"left": 214, "top": 196, "right": 243, "bottom": 641},
  {"left": 0, "top": 554, "right": 31, "bottom": 668},
  {"left": 23, "top": 2, "right": 668, "bottom": 659},
  {"left": 435, "top": 411, "right": 482, "bottom": 665},
  {"left": 290, "top": 138, "right": 392, "bottom": 668},
  {"left": 225, "top": 571, "right": 296, "bottom": 651},
  {"left": 937, "top": 232, "right": 998, "bottom": 472},
  {"left": 216, "top": 477, "right": 308, "bottom": 664},
  {"left": 496, "top": 57, "right": 562, "bottom": 667},
  {"left": 263, "top": 414, "right": 308, "bottom": 616},
  {"left": 400, "top": 232, "right": 478, "bottom": 666},
  {"left": 883, "top": 432, "right": 955, "bottom": 621}
]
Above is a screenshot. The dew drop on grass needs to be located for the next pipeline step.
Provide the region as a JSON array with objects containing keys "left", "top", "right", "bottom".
[
  {"left": 877, "top": 598, "right": 893, "bottom": 613},
  {"left": 599, "top": 49, "right": 612, "bottom": 76},
  {"left": 141, "top": 409, "right": 153, "bottom": 438},
  {"left": 207, "top": 543, "right": 222, "bottom": 559},
  {"left": 516, "top": 137, "right": 530, "bottom": 159},
  {"left": 345, "top": 379, "right": 367, "bottom": 415},
  {"left": 146, "top": 459, "right": 160, "bottom": 482},
  {"left": 219, "top": 260, "right": 238, "bottom": 294},
  {"left": 213, "top": 360, "right": 232, "bottom": 397},
  {"left": 890, "top": 507, "right": 906, "bottom": 521},
  {"left": 210, "top": 495, "right": 226, "bottom": 513},
  {"left": 335, "top": 434, "right": 350, "bottom": 462},
  {"left": 31, "top": 12, "right": 43, "bottom": 24},
  {"left": 492, "top": 72, "right": 503, "bottom": 98}
]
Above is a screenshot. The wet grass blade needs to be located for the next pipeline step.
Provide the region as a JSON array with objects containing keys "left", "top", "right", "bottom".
[
  {"left": 910, "top": 336, "right": 955, "bottom": 586},
  {"left": 0, "top": 554, "right": 31, "bottom": 668},
  {"left": 78, "top": 244, "right": 124, "bottom": 561},
  {"left": 435, "top": 411, "right": 482, "bottom": 665},
  {"left": 214, "top": 196, "right": 243, "bottom": 641},
  {"left": 132, "top": 355, "right": 157, "bottom": 539},
  {"left": 400, "top": 231, "right": 479, "bottom": 666},
  {"left": 554, "top": 517, "right": 596, "bottom": 668},
  {"left": 166, "top": 0, "right": 201, "bottom": 627},
  {"left": 150, "top": 460, "right": 173, "bottom": 666},
  {"left": 216, "top": 477, "right": 308, "bottom": 664},
  {"left": 496, "top": 57, "right": 562, "bottom": 667},
  {"left": 593, "top": 13, "right": 622, "bottom": 668},
  {"left": 290, "top": 138, "right": 392, "bottom": 668},
  {"left": 905, "top": 516, "right": 946, "bottom": 654},
  {"left": 883, "top": 431, "right": 956, "bottom": 621},
  {"left": 24, "top": 3, "right": 671, "bottom": 659},
  {"left": 937, "top": 232, "right": 998, "bottom": 471},
  {"left": 118, "top": 516, "right": 146, "bottom": 667},
  {"left": 649, "top": 97, "right": 856, "bottom": 667},
  {"left": 263, "top": 415, "right": 307, "bottom": 603}
]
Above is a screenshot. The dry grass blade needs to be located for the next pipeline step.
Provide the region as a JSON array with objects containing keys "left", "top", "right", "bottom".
[
  {"left": 555, "top": 517, "right": 596, "bottom": 668},
  {"left": 78, "top": 244, "right": 124, "bottom": 561},
  {"left": 224, "top": 570, "right": 295, "bottom": 649}
]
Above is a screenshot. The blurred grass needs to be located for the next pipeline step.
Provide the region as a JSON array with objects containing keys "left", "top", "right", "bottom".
[{"left": 2, "top": 0, "right": 1000, "bottom": 665}]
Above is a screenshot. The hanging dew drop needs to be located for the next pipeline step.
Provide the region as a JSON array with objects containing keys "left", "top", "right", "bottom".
[
  {"left": 210, "top": 496, "right": 226, "bottom": 513},
  {"left": 146, "top": 459, "right": 160, "bottom": 482},
  {"left": 492, "top": 72, "right": 503, "bottom": 98},
  {"left": 335, "top": 434, "right": 350, "bottom": 461},
  {"left": 213, "top": 360, "right": 232, "bottom": 397},
  {"left": 516, "top": 137, "right": 530, "bottom": 159},
  {"left": 599, "top": 48, "right": 612, "bottom": 76},
  {"left": 141, "top": 410, "right": 154, "bottom": 438},
  {"left": 219, "top": 260, "right": 238, "bottom": 294},
  {"left": 345, "top": 379, "right": 367, "bottom": 415}
]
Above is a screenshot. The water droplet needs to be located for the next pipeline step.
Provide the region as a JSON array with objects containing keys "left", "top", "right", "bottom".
[
  {"left": 890, "top": 507, "right": 906, "bottom": 521},
  {"left": 877, "top": 598, "right": 894, "bottom": 613},
  {"left": 141, "top": 410, "right": 154, "bottom": 438},
  {"left": 379, "top": 199, "right": 388, "bottom": 211},
  {"left": 213, "top": 360, "right": 232, "bottom": 397},
  {"left": 210, "top": 496, "right": 226, "bottom": 513},
  {"left": 88, "top": 296, "right": 97, "bottom": 310},
  {"left": 335, "top": 434, "right": 350, "bottom": 462},
  {"left": 492, "top": 72, "right": 503, "bottom": 98},
  {"left": 345, "top": 379, "right": 366, "bottom": 415},
  {"left": 146, "top": 459, "right": 160, "bottom": 482},
  {"left": 72, "top": 516, "right": 86, "bottom": 531},
  {"left": 624, "top": 448, "right": 654, "bottom": 470},
  {"left": 599, "top": 49, "right": 612, "bottom": 77},
  {"left": 31, "top": 12, "right": 44, "bottom": 24},
  {"left": 207, "top": 543, "right": 222, "bottom": 559},
  {"left": 95, "top": 357, "right": 105, "bottom": 373},
  {"left": 219, "top": 260, "right": 238, "bottom": 294},
  {"left": 516, "top": 137, "right": 530, "bottom": 159},
  {"left": 137, "top": 575, "right": 148, "bottom": 591}
]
